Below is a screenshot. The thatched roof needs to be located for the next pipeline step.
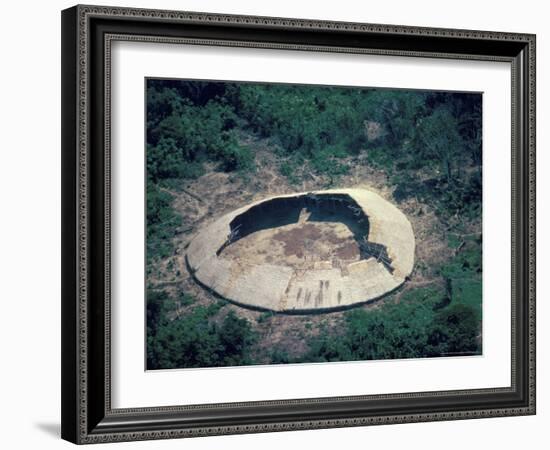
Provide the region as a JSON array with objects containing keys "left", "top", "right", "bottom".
[{"left": 186, "top": 188, "right": 415, "bottom": 313}]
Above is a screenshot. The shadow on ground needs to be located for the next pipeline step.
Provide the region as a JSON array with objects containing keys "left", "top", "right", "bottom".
[{"left": 35, "top": 422, "right": 60, "bottom": 438}]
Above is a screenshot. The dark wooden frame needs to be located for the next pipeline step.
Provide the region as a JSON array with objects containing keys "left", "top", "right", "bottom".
[{"left": 61, "top": 4, "right": 536, "bottom": 444}]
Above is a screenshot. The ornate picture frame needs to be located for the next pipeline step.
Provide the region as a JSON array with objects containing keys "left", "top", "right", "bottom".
[{"left": 61, "top": 4, "right": 536, "bottom": 444}]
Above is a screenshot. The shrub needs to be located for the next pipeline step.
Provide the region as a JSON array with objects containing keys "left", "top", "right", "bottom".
[
  {"left": 304, "top": 283, "right": 480, "bottom": 363},
  {"left": 146, "top": 182, "right": 181, "bottom": 263},
  {"left": 147, "top": 303, "right": 257, "bottom": 369}
]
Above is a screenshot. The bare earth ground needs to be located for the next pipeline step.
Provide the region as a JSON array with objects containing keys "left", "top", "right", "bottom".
[
  {"left": 149, "top": 132, "right": 480, "bottom": 364},
  {"left": 222, "top": 222, "right": 360, "bottom": 269}
]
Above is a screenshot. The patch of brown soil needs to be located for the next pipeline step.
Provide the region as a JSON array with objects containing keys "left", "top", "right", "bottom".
[
  {"left": 221, "top": 221, "right": 360, "bottom": 269},
  {"left": 335, "top": 241, "right": 360, "bottom": 260},
  {"left": 273, "top": 223, "right": 322, "bottom": 257}
]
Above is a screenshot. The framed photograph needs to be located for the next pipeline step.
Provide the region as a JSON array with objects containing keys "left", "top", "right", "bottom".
[{"left": 61, "top": 4, "right": 536, "bottom": 444}]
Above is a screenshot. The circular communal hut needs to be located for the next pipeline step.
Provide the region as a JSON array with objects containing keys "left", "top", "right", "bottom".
[{"left": 186, "top": 188, "right": 415, "bottom": 313}]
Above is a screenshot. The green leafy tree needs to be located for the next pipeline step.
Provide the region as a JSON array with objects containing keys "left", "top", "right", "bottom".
[
  {"left": 146, "top": 182, "right": 181, "bottom": 262},
  {"left": 147, "top": 302, "right": 257, "bottom": 369},
  {"left": 416, "top": 106, "right": 465, "bottom": 183},
  {"left": 426, "top": 304, "right": 480, "bottom": 356}
]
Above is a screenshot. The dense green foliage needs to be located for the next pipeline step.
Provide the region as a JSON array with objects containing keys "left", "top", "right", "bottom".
[
  {"left": 147, "top": 79, "right": 481, "bottom": 217},
  {"left": 440, "top": 237, "right": 483, "bottom": 320},
  {"left": 304, "top": 286, "right": 479, "bottom": 363},
  {"left": 147, "top": 85, "right": 254, "bottom": 179},
  {"left": 147, "top": 290, "right": 257, "bottom": 369},
  {"left": 146, "top": 183, "right": 181, "bottom": 263}
]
